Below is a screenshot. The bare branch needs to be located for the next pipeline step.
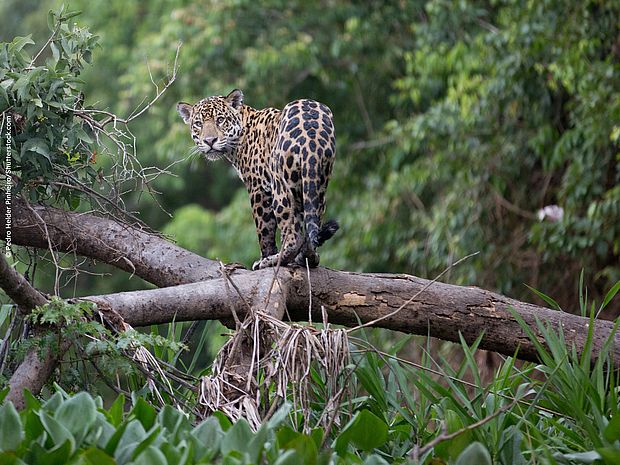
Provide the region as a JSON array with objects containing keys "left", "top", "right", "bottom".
[{"left": 0, "top": 253, "right": 46, "bottom": 313}]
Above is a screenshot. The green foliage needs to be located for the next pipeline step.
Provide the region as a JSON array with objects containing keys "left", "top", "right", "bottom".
[
  {"left": 0, "top": 281, "right": 619, "bottom": 464},
  {"left": 0, "top": 392, "right": 393, "bottom": 465},
  {"left": 29, "top": 296, "right": 94, "bottom": 326},
  {"left": 11, "top": 298, "right": 188, "bottom": 404},
  {"left": 162, "top": 192, "right": 257, "bottom": 265},
  {"left": 1, "top": 5, "right": 99, "bottom": 207}
]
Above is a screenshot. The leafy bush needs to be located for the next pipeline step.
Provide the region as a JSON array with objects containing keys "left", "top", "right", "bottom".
[
  {"left": 0, "top": 389, "right": 398, "bottom": 465},
  {"left": 1, "top": 5, "right": 98, "bottom": 208}
]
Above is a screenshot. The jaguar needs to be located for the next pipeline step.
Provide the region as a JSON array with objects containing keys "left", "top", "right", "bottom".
[{"left": 177, "top": 89, "right": 338, "bottom": 270}]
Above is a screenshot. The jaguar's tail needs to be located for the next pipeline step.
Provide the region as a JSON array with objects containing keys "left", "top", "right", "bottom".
[
  {"left": 316, "top": 219, "right": 339, "bottom": 247},
  {"left": 306, "top": 213, "right": 339, "bottom": 248}
]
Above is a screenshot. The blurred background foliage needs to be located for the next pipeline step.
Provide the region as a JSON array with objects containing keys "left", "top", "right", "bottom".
[{"left": 1, "top": 0, "right": 619, "bottom": 313}]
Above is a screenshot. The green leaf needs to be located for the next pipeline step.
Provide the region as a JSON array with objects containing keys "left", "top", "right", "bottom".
[
  {"left": 0, "top": 402, "right": 24, "bottom": 451},
  {"left": 597, "top": 447, "right": 620, "bottom": 464},
  {"left": 108, "top": 394, "right": 125, "bottom": 427},
  {"left": 103, "top": 420, "right": 129, "bottom": 456},
  {"left": 131, "top": 426, "right": 163, "bottom": 461},
  {"left": 81, "top": 448, "right": 117, "bottom": 465},
  {"left": 22, "top": 138, "right": 50, "bottom": 160},
  {"left": 50, "top": 42, "right": 60, "bottom": 62},
  {"left": 13, "top": 75, "right": 32, "bottom": 101},
  {"left": 134, "top": 445, "right": 168, "bottom": 465},
  {"left": 22, "top": 390, "right": 41, "bottom": 411},
  {"left": 248, "top": 423, "right": 269, "bottom": 463},
  {"left": 455, "top": 442, "right": 492, "bottom": 465},
  {"left": 74, "top": 125, "right": 94, "bottom": 144},
  {"left": 276, "top": 427, "right": 299, "bottom": 447},
  {"left": 0, "top": 85, "right": 9, "bottom": 111},
  {"left": 191, "top": 417, "right": 222, "bottom": 461},
  {"left": 434, "top": 410, "right": 471, "bottom": 460},
  {"left": 60, "top": 9, "right": 82, "bottom": 21},
  {"left": 130, "top": 397, "right": 156, "bottom": 430},
  {"left": 334, "top": 410, "right": 388, "bottom": 454},
  {"left": 355, "top": 353, "right": 387, "bottom": 411},
  {"left": 0, "top": 452, "right": 27, "bottom": 465},
  {"left": 55, "top": 392, "right": 97, "bottom": 443},
  {"left": 221, "top": 419, "right": 253, "bottom": 456},
  {"left": 499, "top": 426, "right": 526, "bottom": 465},
  {"left": 604, "top": 414, "right": 620, "bottom": 442},
  {"left": 24, "top": 406, "right": 44, "bottom": 442},
  {"left": 601, "top": 281, "right": 620, "bottom": 312},
  {"left": 280, "top": 433, "right": 318, "bottom": 465},
  {"left": 267, "top": 401, "right": 292, "bottom": 429},
  {"left": 157, "top": 404, "right": 189, "bottom": 438},
  {"left": 9, "top": 35, "right": 34, "bottom": 54},
  {"left": 0, "top": 388, "right": 8, "bottom": 404},
  {"left": 273, "top": 450, "right": 299, "bottom": 465},
  {"left": 29, "top": 439, "right": 73, "bottom": 465},
  {"left": 557, "top": 450, "right": 601, "bottom": 463},
  {"left": 47, "top": 10, "right": 56, "bottom": 31},
  {"left": 363, "top": 455, "right": 390, "bottom": 465},
  {"left": 525, "top": 284, "right": 562, "bottom": 311},
  {"left": 113, "top": 419, "right": 147, "bottom": 464},
  {"left": 38, "top": 411, "right": 75, "bottom": 453}
]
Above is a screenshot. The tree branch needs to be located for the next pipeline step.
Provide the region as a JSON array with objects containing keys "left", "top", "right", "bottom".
[
  {"left": 0, "top": 254, "right": 46, "bottom": 313},
  {"left": 0, "top": 254, "right": 62, "bottom": 409},
  {"left": 3, "top": 196, "right": 222, "bottom": 286},
  {"left": 80, "top": 267, "right": 619, "bottom": 368}
]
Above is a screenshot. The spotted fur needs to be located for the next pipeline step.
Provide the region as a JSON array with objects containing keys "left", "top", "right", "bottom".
[{"left": 177, "top": 89, "right": 338, "bottom": 270}]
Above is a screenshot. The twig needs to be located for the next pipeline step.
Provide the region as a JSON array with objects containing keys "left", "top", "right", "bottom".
[
  {"left": 306, "top": 257, "right": 312, "bottom": 324},
  {"left": 350, "top": 342, "right": 564, "bottom": 418},
  {"left": 25, "top": 202, "right": 61, "bottom": 295},
  {"left": 349, "top": 136, "right": 395, "bottom": 151},
  {"left": 219, "top": 261, "right": 252, "bottom": 317},
  {"left": 27, "top": 22, "right": 61, "bottom": 70},
  {"left": 100, "top": 42, "right": 182, "bottom": 127},
  {"left": 412, "top": 396, "right": 520, "bottom": 460},
  {"left": 0, "top": 305, "right": 18, "bottom": 376},
  {"left": 492, "top": 189, "right": 537, "bottom": 220}
]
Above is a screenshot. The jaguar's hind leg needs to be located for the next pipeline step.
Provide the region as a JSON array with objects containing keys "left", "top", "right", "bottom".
[{"left": 252, "top": 175, "right": 304, "bottom": 270}]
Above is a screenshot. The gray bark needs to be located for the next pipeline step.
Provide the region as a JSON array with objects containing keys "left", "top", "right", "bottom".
[{"left": 87, "top": 267, "right": 619, "bottom": 367}]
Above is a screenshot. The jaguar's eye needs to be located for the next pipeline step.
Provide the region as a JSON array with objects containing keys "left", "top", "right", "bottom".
[
  {"left": 193, "top": 120, "right": 203, "bottom": 129},
  {"left": 216, "top": 116, "right": 225, "bottom": 125}
]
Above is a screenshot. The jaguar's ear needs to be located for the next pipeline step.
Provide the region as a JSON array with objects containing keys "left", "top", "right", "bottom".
[
  {"left": 177, "top": 102, "right": 193, "bottom": 124},
  {"left": 225, "top": 89, "right": 244, "bottom": 110}
]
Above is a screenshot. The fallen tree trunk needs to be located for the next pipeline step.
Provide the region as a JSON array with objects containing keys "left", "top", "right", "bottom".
[
  {"left": 2, "top": 199, "right": 619, "bottom": 405},
  {"left": 87, "top": 267, "right": 619, "bottom": 367}
]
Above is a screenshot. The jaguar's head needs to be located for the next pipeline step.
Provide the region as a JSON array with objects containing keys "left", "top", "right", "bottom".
[{"left": 177, "top": 89, "right": 244, "bottom": 161}]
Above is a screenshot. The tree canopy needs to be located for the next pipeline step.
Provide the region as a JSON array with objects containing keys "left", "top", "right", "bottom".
[{"left": 3, "top": 0, "right": 618, "bottom": 308}]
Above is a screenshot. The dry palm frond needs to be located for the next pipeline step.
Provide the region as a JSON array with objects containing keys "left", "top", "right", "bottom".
[{"left": 199, "top": 308, "right": 351, "bottom": 432}]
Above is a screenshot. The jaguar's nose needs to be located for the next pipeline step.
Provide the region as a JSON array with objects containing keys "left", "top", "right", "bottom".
[{"left": 203, "top": 136, "right": 218, "bottom": 146}]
